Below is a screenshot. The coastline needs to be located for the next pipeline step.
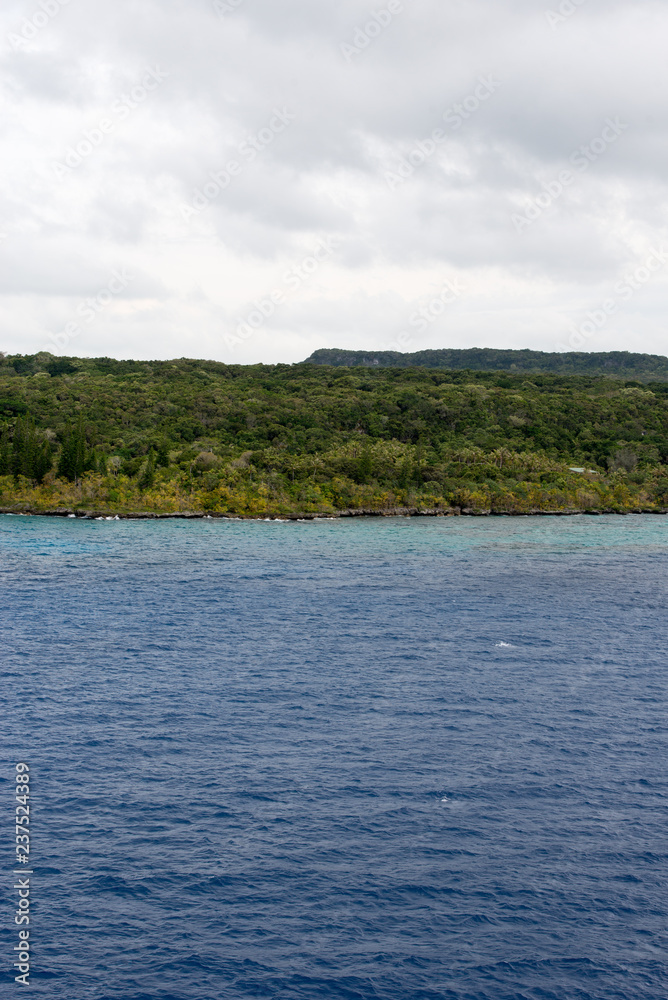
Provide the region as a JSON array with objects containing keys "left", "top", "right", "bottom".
[{"left": 2, "top": 505, "right": 667, "bottom": 521}]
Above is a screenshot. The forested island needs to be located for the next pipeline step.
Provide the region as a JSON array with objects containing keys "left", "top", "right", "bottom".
[{"left": 1, "top": 350, "right": 668, "bottom": 518}]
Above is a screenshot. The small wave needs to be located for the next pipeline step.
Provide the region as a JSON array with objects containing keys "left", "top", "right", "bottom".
[{"left": 496, "top": 641, "right": 514, "bottom": 648}]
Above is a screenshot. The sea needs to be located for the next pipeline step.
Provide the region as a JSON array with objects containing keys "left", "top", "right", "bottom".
[{"left": 1, "top": 513, "right": 667, "bottom": 1000}]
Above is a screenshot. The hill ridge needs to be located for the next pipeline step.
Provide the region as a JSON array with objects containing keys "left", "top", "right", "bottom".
[{"left": 303, "top": 348, "right": 668, "bottom": 382}]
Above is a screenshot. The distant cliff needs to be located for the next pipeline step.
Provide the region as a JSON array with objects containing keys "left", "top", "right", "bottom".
[{"left": 303, "top": 348, "right": 668, "bottom": 382}]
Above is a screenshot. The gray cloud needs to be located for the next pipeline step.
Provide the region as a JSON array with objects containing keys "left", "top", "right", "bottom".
[{"left": 1, "top": 0, "right": 667, "bottom": 362}]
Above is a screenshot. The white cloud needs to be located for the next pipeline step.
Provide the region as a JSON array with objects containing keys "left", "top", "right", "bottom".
[{"left": 1, "top": 0, "right": 667, "bottom": 362}]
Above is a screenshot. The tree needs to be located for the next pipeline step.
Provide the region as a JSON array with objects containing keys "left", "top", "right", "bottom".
[
  {"left": 356, "top": 446, "right": 373, "bottom": 484},
  {"left": 9, "top": 416, "right": 53, "bottom": 482},
  {"left": 0, "top": 425, "right": 10, "bottom": 475},
  {"left": 139, "top": 449, "right": 156, "bottom": 490},
  {"left": 156, "top": 440, "right": 170, "bottom": 468},
  {"left": 57, "top": 415, "right": 89, "bottom": 482},
  {"left": 608, "top": 447, "right": 638, "bottom": 473},
  {"left": 398, "top": 455, "right": 414, "bottom": 489}
]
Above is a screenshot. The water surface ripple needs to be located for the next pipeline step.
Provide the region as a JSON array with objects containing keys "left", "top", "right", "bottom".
[{"left": 1, "top": 515, "right": 667, "bottom": 999}]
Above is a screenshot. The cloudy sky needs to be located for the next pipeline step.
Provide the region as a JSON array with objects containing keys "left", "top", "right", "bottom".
[{"left": 1, "top": 0, "right": 667, "bottom": 363}]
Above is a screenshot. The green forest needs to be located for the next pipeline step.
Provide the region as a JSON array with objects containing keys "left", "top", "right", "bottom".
[
  {"left": 305, "top": 347, "right": 668, "bottom": 381},
  {"left": 1, "top": 351, "right": 668, "bottom": 517}
]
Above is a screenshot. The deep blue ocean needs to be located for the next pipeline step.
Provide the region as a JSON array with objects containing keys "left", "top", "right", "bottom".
[{"left": 1, "top": 513, "right": 667, "bottom": 1000}]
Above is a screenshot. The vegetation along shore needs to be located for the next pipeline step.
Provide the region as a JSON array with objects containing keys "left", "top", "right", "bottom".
[{"left": 1, "top": 350, "right": 668, "bottom": 519}]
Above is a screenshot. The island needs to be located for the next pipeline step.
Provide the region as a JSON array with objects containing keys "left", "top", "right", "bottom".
[{"left": 1, "top": 351, "right": 667, "bottom": 519}]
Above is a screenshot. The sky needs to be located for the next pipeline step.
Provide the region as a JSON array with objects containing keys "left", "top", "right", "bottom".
[{"left": 1, "top": 0, "right": 667, "bottom": 364}]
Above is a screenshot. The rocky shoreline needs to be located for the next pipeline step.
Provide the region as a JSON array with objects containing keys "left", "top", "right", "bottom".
[{"left": 1, "top": 505, "right": 667, "bottom": 521}]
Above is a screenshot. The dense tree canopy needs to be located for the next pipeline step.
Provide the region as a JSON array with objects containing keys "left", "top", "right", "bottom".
[
  {"left": 0, "top": 353, "right": 667, "bottom": 515},
  {"left": 305, "top": 348, "right": 668, "bottom": 381}
]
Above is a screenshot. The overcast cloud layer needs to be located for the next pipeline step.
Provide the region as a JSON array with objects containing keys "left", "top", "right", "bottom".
[{"left": 0, "top": 0, "right": 667, "bottom": 363}]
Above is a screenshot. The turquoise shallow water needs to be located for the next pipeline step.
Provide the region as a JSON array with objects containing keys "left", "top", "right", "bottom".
[{"left": 1, "top": 514, "right": 667, "bottom": 999}]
